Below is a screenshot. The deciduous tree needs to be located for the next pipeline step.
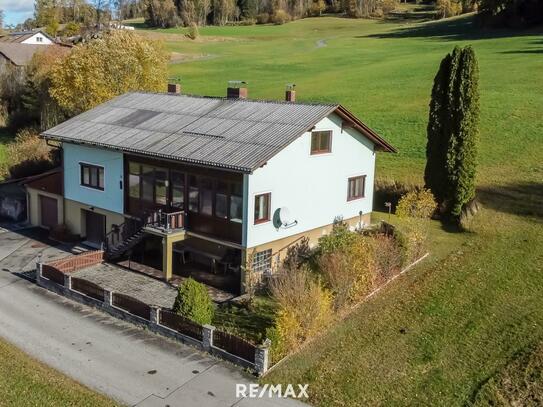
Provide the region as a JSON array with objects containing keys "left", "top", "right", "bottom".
[{"left": 49, "top": 30, "right": 168, "bottom": 115}]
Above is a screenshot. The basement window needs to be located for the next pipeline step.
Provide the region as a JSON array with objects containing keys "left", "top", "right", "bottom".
[
  {"left": 80, "top": 163, "right": 104, "bottom": 190},
  {"left": 310, "top": 130, "right": 332, "bottom": 155}
]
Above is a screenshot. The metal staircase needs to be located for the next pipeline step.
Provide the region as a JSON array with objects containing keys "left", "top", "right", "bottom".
[{"left": 104, "top": 209, "right": 186, "bottom": 260}]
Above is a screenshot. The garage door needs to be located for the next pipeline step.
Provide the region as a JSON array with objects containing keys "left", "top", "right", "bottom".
[
  {"left": 85, "top": 210, "right": 106, "bottom": 246},
  {"left": 39, "top": 195, "right": 58, "bottom": 229}
]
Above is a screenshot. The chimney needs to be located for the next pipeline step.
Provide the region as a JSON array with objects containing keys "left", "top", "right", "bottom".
[
  {"left": 167, "top": 83, "right": 181, "bottom": 94},
  {"left": 285, "top": 83, "right": 296, "bottom": 102},
  {"left": 227, "top": 81, "right": 248, "bottom": 99}
]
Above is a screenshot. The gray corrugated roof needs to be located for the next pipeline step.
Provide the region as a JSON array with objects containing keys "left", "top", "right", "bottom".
[{"left": 43, "top": 92, "right": 339, "bottom": 172}]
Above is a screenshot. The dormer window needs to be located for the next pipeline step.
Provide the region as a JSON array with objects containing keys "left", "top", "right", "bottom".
[{"left": 311, "top": 130, "right": 332, "bottom": 155}]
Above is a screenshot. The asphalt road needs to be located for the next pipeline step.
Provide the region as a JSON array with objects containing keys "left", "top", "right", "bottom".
[{"left": 0, "top": 227, "right": 307, "bottom": 406}]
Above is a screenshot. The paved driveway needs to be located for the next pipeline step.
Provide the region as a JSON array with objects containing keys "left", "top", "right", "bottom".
[{"left": 0, "top": 227, "right": 307, "bottom": 406}]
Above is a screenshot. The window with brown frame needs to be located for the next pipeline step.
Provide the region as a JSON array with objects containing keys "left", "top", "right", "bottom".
[
  {"left": 347, "top": 176, "right": 365, "bottom": 201},
  {"left": 80, "top": 163, "right": 104, "bottom": 190},
  {"left": 254, "top": 193, "right": 271, "bottom": 224},
  {"left": 310, "top": 130, "right": 332, "bottom": 155}
]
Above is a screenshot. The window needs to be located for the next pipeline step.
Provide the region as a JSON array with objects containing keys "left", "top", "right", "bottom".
[
  {"left": 347, "top": 176, "right": 366, "bottom": 201},
  {"left": 154, "top": 168, "right": 168, "bottom": 205},
  {"left": 230, "top": 182, "right": 243, "bottom": 223},
  {"left": 215, "top": 181, "right": 228, "bottom": 219},
  {"left": 252, "top": 249, "right": 272, "bottom": 273},
  {"left": 199, "top": 178, "right": 213, "bottom": 216},
  {"left": 36, "top": 36, "right": 43, "bottom": 43},
  {"left": 254, "top": 193, "right": 271, "bottom": 224},
  {"left": 80, "top": 163, "right": 104, "bottom": 190},
  {"left": 310, "top": 131, "right": 332, "bottom": 154},
  {"left": 188, "top": 175, "right": 199, "bottom": 213},
  {"left": 171, "top": 171, "right": 184, "bottom": 208}
]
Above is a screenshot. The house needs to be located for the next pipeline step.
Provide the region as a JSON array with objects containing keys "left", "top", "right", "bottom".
[
  {"left": 0, "top": 30, "right": 56, "bottom": 45},
  {"left": 0, "top": 31, "right": 69, "bottom": 75},
  {"left": 40, "top": 83, "right": 396, "bottom": 294}
]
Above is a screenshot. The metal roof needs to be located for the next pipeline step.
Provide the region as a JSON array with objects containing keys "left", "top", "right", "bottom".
[{"left": 42, "top": 92, "right": 395, "bottom": 173}]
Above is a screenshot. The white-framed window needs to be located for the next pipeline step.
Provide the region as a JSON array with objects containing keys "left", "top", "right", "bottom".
[{"left": 80, "top": 163, "right": 104, "bottom": 190}]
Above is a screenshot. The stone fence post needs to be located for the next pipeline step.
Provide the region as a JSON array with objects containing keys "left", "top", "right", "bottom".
[
  {"left": 255, "top": 338, "right": 271, "bottom": 376},
  {"left": 63, "top": 274, "right": 72, "bottom": 290},
  {"left": 35, "top": 262, "right": 43, "bottom": 284},
  {"left": 202, "top": 324, "right": 215, "bottom": 351},
  {"left": 103, "top": 289, "right": 113, "bottom": 307},
  {"left": 150, "top": 306, "right": 160, "bottom": 325}
]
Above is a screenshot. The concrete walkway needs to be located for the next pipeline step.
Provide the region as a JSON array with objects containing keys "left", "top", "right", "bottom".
[{"left": 0, "top": 227, "right": 307, "bottom": 406}]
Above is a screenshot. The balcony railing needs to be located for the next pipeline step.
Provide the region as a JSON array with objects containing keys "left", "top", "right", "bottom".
[{"left": 145, "top": 209, "right": 185, "bottom": 232}]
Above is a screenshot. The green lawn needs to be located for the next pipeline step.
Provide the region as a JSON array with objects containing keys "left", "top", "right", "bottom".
[
  {"left": 0, "top": 338, "right": 119, "bottom": 406},
  {"left": 136, "top": 13, "right": 543, "bottom": 405}
]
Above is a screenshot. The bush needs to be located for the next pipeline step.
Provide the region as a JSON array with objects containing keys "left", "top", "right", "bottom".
[
  {"left": 396, "top": 189, "right": 437, "bottom": 219},
  {"left": 318, "top": 218, "right": 358, "bottom": 254},
  {"left": 172, "top": 278, "right": 214, "bottom": 325},
  {"left": 394, "top": 220, "right": 428, "bottom": 265},
  {"left": 381, "top": 0, "right": 398, "bottom": 14},
  {"left": 283, "top": 237, "right": 311, "bottom": 270},
  {"left": 186, "top": 22, "right": 199, "bottom": 40},
  {"left": 319, "top": 233, "right": 376, "bottom": 310},
  {"left": 0, "top": 128, "right": 57, "bottom": 180},
  {"left": 268, "top": 266, "right": 332, "bottom": 360},
  {"left": 62, "top": 21, "right": 81, "bottom": 37},
  {"left": 436, "top": 0, "right": 462, "bottom": 19},
  {"left": 256, "top": 13, "right": 270, "bottom": 24},
  {"left": 371, "top": 233, "right": 404, "bottom": 284},
  {"left": 271, "top": 9, "right": 291, "bottom": 25}
]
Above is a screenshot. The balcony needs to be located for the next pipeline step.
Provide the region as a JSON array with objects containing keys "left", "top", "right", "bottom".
[{"left": 144, "top": 209, "right": 186, "bottom": 234}]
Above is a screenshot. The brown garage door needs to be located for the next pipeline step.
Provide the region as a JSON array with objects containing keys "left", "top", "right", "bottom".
[
  {"left": 39, "top": 195, "right": 58, "bottom": 229},
  {"left": 85, "top": 210, "right": 106, "bottom": 246}
]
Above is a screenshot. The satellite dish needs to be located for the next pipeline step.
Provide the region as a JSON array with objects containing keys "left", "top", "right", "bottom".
[
  {"left": 273, "top": 207, "right": 298, "bottom": 229},
  {"left": 278, "top": 207, "right": 291, "bottom": 226}
]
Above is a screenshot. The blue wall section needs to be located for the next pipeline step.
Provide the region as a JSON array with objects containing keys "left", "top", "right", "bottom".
[{"left": 63, "top": 143, "right": 124, "bottom": 214}]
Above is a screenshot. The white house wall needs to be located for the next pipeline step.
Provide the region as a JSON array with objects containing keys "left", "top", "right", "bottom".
[{"left": 245, "top": 113, "right": 375, "bottom": 249}]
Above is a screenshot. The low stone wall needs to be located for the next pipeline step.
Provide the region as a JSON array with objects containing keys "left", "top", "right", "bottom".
[{"left": 35, "top": 261, "right": 270, "bottom": 376}]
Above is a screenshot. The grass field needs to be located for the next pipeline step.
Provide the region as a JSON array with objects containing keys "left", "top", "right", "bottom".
[
  {"left": 0, "top": 338, "right": 118, "bottom": 406},
  {"left": 134, "top": 13, "right": 543, "bottom": 405}
]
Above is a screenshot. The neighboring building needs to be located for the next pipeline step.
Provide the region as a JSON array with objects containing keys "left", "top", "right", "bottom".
[
  {"left": 0, "top": 31, "right": 55, "bottom": 45},
  {"left": 24, "top": 169, "right": 64, "bottom": 230},
  {"left": 41, "top": 84, "right": 396, "bottom": 294}
]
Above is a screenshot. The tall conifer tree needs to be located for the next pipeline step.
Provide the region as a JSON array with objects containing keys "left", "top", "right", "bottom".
[{"left": 424, "top": 46, "right": 479, "bottom": 220}]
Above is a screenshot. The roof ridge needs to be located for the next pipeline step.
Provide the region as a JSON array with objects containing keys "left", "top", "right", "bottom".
[{"left": 124, "top": 91, "right": 339, "bottom": 108}]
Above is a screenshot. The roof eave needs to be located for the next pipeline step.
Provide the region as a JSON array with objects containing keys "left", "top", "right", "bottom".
[
  {"left": 335, "top": 105, "right": 397, "bottom": 153},
  {"left": 41, "top": 133, "right": 253, "bottom": 174}
]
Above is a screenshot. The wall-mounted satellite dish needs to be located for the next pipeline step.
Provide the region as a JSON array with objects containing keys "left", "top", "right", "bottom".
[{"left": 274, "top": 207, "right": 298, "bottom": 229}]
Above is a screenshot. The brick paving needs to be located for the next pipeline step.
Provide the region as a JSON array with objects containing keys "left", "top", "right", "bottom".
[{"left": 71, "top": 262, "right": 235, "bottom": 308}]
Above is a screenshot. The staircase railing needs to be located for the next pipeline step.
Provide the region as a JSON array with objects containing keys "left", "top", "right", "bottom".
[
  {"left": 104, "top": 209, "right": 186, "bottom": 255},
  {"left": 104, "top": 217, "right": 144, "bottom": 253}
]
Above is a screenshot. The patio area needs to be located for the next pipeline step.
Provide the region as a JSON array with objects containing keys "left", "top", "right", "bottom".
[{"left": 72, "top": 262, "right": 236, "bottom": 307}]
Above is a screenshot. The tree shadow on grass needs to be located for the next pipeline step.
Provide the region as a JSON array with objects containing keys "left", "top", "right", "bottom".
[
  {"left": 361, "top": 14, "right": 543, "bottom": 41},
  {"left": 477, "top": 182, "right": 543, "bottom": 220},
  {"left": 500, "top": 39, "right": 543, "bottom": 54}
]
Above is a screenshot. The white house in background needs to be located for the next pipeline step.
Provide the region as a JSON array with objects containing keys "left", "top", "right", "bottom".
[
  {"left": 0, "top": 31, "right": 55, "bottom": 45},
  {"left": 40, "top": 83, "right": 396, "bottom": 295}
]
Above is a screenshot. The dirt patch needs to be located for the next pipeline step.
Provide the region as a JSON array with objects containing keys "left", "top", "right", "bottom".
[
  {"left": 138, "top": 31, "right": 241, "bottom": 43},
  {"left": 170, "top": 52, "right": 217, "bottom": 64}
]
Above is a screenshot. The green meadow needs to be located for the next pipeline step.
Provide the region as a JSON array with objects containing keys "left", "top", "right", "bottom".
[{"left": 137, "top": 13, "right": 543, "bottom": 405}]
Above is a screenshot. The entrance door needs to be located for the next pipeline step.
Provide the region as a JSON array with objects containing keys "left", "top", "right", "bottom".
[
  {"left": 39, "top": 195, "right": 58, "bottom": 229},
  {"left": 85, "top": 210, "right": 106, "bottom": 246}
]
